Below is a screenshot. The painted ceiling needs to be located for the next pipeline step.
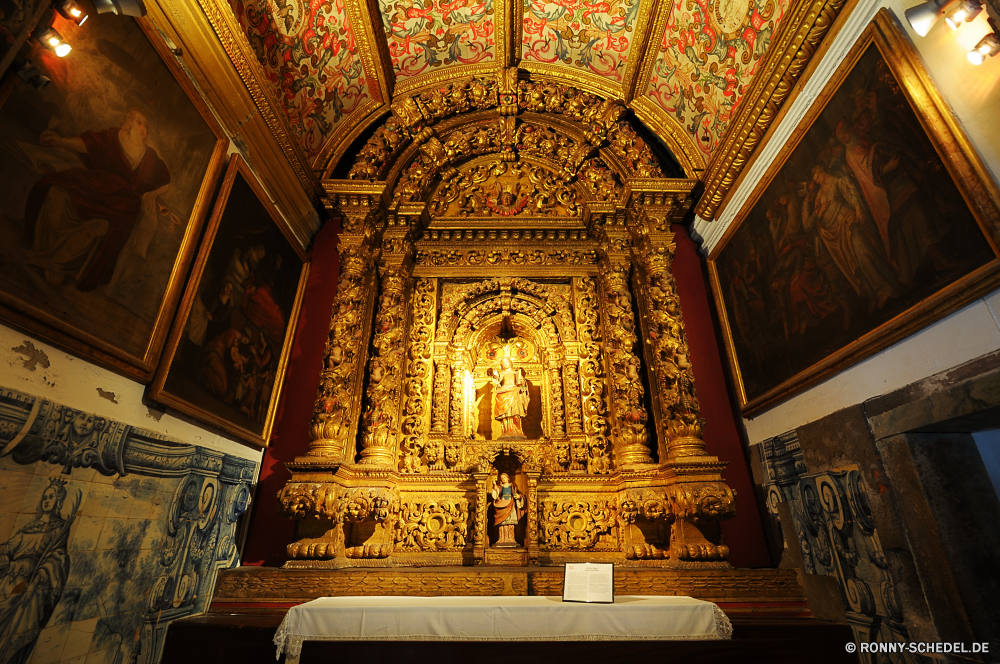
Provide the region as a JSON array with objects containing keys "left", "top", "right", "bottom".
[{"left": 224, "top": 0, "right": 793, "bottom": 172}]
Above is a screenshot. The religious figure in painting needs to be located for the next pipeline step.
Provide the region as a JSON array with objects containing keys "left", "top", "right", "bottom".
[
  {"left": 801, "top": 164, "right": 900, "bottom": 312},
  {"left": 489, "top": 358, "right": 529, "bottom": 440},
  {"left": 490, "top": 473, "right": 525, "bottom": 547},
  {"left": 22, "top": 108, "right": 170, "bottom": 290},
  {"left": 0, "top": 479, "right": 77, "bottom": 664}
]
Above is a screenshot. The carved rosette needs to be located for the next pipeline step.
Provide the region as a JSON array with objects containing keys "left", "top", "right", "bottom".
[
  {"left": 394, "top": 498, "right": 471, "bottom": 551},
  {"left": 399, "top": 279, "right": 436, "bottom": 473},
  {"left": 595, "top": 226, "right": 654, "bottom": 469},
  {"left": 541, "top": 499, "right": 617, "bottom": 550}
]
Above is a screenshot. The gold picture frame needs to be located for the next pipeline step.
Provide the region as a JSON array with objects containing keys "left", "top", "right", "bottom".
[
  {"left": 708, "top": 9, "right": 1000, "bottom": 415},
  {"left": 0, "top": 14, "right": 228, "bottom": 382},
  {"left": 151, "top": 155, "right": 309, "bottom": 447}
]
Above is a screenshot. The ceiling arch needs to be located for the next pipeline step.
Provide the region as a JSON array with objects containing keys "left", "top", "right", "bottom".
[{"left": 223, "top": 0, "right": 796, "bottom": 180}]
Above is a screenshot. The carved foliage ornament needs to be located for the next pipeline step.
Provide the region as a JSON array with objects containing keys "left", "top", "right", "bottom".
[{"left": 347, "top": 70, "right": 663, "bottom": 184}]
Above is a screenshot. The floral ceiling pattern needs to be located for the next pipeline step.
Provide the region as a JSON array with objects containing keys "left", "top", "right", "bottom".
[
  {"left": 227, "top": 0, "right": 373, "bottom": 160},
  {"left": 521, "top": 0, "right": 641, "bottom": 82},
  {"left": 644, "top": 0, "right": 791, "bottom": 159},
  {"left": 222, "top": 0, "right": 794, "bottom": 168},
  {"left": 379, "top": 0, "right": 497, "bottom": 80}
]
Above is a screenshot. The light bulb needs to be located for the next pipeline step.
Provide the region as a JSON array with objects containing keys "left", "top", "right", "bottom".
[
  {"left": 944, "top": 0, "right": 982, "bottom": 29},
  {"left": 905, "top": 0, "right": 961, "bottom": 36},
  {"left": 55, "top": 43, "right": 72, "bottom": 57},
  {"left": 967, "top": 32, "right": 1000, "bottom": 64}
]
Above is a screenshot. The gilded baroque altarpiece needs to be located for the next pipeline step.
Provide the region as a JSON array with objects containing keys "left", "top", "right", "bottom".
[{"left": 277, "top": 69, "right": 739, "bottom": 570}]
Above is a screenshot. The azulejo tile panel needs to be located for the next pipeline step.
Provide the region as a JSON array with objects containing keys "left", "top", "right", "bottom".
[
  {"left": 226, "top": 0, "right": 373, "bottom": 160},
  {"left": 643, "top": 0, "right": 791, "bottom": 159},
  {"left": 521, "top": 0, "right": 641, "bottom": 82},
  {"left": 380, "top": 0, "right": 497, "bottom": 80},
  {"left": 757, "top": 433, "right": 923, "bottom": 663},
  {"left": 0, "top": 387, "right": 257, "bottom": 664}
]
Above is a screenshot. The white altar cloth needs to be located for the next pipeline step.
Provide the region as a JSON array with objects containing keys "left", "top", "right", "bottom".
[{"left": 274, "top": 595, "right": 732, "bottom": 660}]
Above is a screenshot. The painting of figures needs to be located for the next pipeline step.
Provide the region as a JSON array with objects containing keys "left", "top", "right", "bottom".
[
  {"left": 0, "top": 12, "right": 226, "bottom": 379},
  {"left": 152, "top": 156, "right": 308, "bottom": 446},
  {"left": 711, "top": 13, "right": 1000, "bottom": 413}
]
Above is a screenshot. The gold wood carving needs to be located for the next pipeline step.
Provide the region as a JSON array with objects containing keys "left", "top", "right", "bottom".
[
  {"left": 430, "top": 158, "right": 582, "bottom": 219},
  {"left": 212, "top": 567, "right": 804, "bottom": 604},
  {"left": 359, "top": 217, "right": 419, "bottom": 466},
  {"left": 395, "top": 498, "right": 471, "bottom": 551},
  {"left": 594, "top": 220, "right": 655, "bottom": 469},
  {"left": 399, "top": 279, "right": 437, "bottom": 473},
  {"left": 307, "top": 187, "right": 387, "bottom": 461},
  {"left": 694, "top": 0, "right": 851, "bottom": 220},
  {"left": 541, "top": 499, "right": 617, "bottom": 550},
  {"left": 280, "top": 92, "right": 744, "bottom": 571}
]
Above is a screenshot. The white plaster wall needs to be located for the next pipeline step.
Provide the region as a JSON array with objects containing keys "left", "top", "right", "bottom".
[
  {"left": 690, "top": 0, "right": 1000, "bottom": 443},
  {"left": 0, "top": 321, "right": 262, "bottom": 462}
]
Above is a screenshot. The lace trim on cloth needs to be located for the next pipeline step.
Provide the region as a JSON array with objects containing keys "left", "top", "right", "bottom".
[
  {"left": 714, "top": 603, "right": 734, "bottom": 640},
  {"left": 274, "top": 603, "right": 734, "bottom": 659}
]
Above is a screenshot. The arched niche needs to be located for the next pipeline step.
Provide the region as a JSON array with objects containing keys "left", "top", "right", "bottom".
[{"left": 436, "top": 277, "right": 578, "bottom": 446}]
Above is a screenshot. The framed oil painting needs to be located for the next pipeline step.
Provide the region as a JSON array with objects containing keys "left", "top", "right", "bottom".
[
  {"left": 709, "top": 10, "right": 1000, "bottom": 415},
  {"left": 0, "top": 11, "right": 228, "bottom": 380},
  {"left": 151, "top": 155, "right": 309, "bottom": 446}
]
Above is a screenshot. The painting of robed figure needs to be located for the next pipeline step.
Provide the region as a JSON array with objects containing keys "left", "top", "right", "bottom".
[
  {"left": 710, "top": 11, "right": 1000, "bottom": 414},
  {"left": 152, "top": 156, "right": 309, "bottom": 447},
  {"left": 0, "top": 12, "right": 226, "bottom": 379}
]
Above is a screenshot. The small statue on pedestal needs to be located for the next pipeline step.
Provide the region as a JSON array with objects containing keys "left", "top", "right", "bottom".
[
  {"left": 490, "top": 473, "right": 525, "bottom": 547},
  {"left": 490, "top": 358, "right": 529, "bottom": 440}
]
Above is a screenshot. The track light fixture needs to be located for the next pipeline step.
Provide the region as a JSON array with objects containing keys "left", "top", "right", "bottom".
[
  {"left": 55, "top": 0, "right": 88, "bottom": 25},
  {"left": 944, "top": 0, "right": 984, "bottom": 29},
  {"left": 904, "top": 0, "right": 959, "bottom": 36},
  {"left": 93, "top": 0, "right": 147, "bottom": 17},
  {"left": 15, "top": 60, "right": 51, "bottom": 89},
  {"left": 35, "top": 27, "right": 72, "bottom": 57},
  {"left": 967, "top": 31, "right": 1000, "bottom": 63}
]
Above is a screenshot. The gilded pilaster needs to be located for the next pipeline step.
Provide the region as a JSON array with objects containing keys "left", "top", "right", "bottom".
[
  {"left": 594, "top": 216, "right": 655, "bottom": 469},
  {"left": 358, "top": 209, "right": 421, "bottom": 466},
  {"left": 306, "top": 186, "right": 387, "bottom": 462}
]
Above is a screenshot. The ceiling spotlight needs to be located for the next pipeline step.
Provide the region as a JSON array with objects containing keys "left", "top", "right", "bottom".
[
  {"left": 35, "top": 27, "right": 72, "bottom": 57},
  {"left": 15, "top": 60, "right": 51, "bottom": 89},
  {"left": 967, "top": 31, "right": 1000, "bottom": 64},
  {"left": 55, "top": 0, "right": 88, "bottom": 25},
  {"left": 904, "top": 0, "right": 959, "bottom": 36},
  {"left": 944, "top": 0, "right": 983, "bottom": 29},
  {"left": 93, "top": 0, "right": 147, "bottom": 17}
]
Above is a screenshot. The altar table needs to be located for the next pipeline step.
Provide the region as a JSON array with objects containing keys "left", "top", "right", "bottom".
[{"left": 274, "top": 595, "right": 732, "bottom": 661}]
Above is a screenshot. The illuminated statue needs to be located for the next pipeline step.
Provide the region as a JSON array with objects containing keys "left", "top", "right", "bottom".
[
  {"left": 490, "top": 357, "right": 529, "bottom": 439},
  {"left": 490, "top": 473, "right": 525, "bottom": 547}
]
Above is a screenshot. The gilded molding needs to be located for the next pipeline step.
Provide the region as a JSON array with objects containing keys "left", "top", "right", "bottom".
[{"left": 195, "top": 0, "right": 319, "bottom": 197}]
